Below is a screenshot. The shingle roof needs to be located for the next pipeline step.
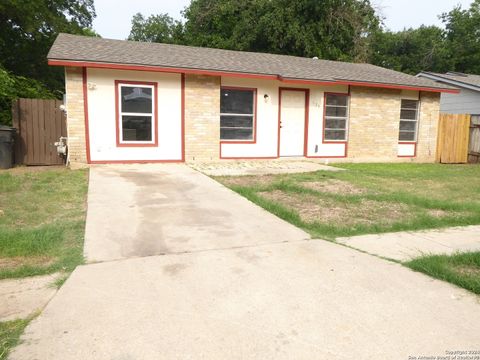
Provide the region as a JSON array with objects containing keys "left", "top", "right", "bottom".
[
  {"left": 48, "top": 33, "right": 454, "bottom": 92},
  {"left": 419, "top": 71, "right": 480, "bottom": 90}
]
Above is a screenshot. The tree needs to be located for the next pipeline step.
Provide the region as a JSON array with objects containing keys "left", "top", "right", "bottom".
[
  {"left": 370, "top": 26, "right": 452, "bottom": 74},
  {"left": 128, "top": 0, "right": 381, "bottom": 62},
  {"left": 0, "top": 67, "right": 55, "bottom": 126},
  {"left": 128, "top": 13, "right": 183, "bottom": 44},
  {"left": 0, "top": 0, "right": 96, "bottom": 93},
  {"left": 442, "top": 0, "right": 480, "bottom": 74}
]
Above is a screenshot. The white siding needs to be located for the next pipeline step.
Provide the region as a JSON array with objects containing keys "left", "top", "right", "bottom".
[
  {"left": 440, "top": 88, "right": 480, "bottom": 115},
  {"left": 86, "top": 68, "right": 182, "bottom": 162}
]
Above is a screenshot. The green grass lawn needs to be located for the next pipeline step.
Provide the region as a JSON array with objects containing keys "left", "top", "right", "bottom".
[
  {"left": 215, "top": 163, "right": 480, "bottom": 240},
  {"left": 0, "top": 318, "right": 31, "bottom": 360},
  {"left": 405, "top": 252, "right": 480, "bottom": 294},
  {"left": 0, "top": 168, "right": 88, "bottom": 279}
]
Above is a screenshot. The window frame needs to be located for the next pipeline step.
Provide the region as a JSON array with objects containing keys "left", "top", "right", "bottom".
[
  {"left": 220, "top": 86, "right": 257, "bottom": 143},
  {"left": 322, "top": 92, "right": 350, "bottom": 143},
  {"left": 398, "top": 99, "right": 420, "bottom": 143},
  {"left": 115, "top": 80, "right": 158, "bottom": 147}
]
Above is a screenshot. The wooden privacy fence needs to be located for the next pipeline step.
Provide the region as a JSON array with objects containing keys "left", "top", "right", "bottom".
[
  {"left": 12, "top": 98, "right": 67, "bottom": 165},
  {"left": 436, "top": 113, "right": 471, "bottom": 164}
]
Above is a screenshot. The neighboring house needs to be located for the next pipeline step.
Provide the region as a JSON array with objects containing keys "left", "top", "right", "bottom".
[
  {"left": 48, "top": 33, "right": 456, "bottom": 165},
  {"left": 417, "top": 72, "right": 480, "bottom": 115}
]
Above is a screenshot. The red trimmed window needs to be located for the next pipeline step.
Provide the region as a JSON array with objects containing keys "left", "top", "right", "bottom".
[
  {"left": 220, "top": 88, "right": 255, "bottom": 141},
  {"left": 324, "top": 94, "right": 349, "bottom": 141},
  {"left": 399, "top": 99, "right": 419, "bottom": 142},
  {"left": 117, "top": 82, "right": 157, "bottom": 145}
]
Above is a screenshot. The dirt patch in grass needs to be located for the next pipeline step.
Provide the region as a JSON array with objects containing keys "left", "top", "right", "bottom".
[
  {"left": 260, "top": 190, "right": 411, "bottom": 226},
  {"left": 427, "top": 209, "right": 449, "bottom": 218},
  {"left": 218, "top": 175, "right": 276, "bottom": 188},
  {"left": 451, "top": 265, "right": 480, "bottom": 277},
  {"left": 0, "top": 256, "right": 56, "bottom": 269},
  {"left": 301, "top": 179, "right": 366, "bottom": 195}
]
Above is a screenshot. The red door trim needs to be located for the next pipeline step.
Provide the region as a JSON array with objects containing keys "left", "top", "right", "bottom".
[{"left": 278, "top": 87, "right": 310, "bottom": 157}]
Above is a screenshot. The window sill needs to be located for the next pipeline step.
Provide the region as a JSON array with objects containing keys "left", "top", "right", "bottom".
[
  {"left": 220, "top": 139, "right": 256, "bottom": 144},
  {"left": 117, "top": 142, "right": 158, "bottom": 147}
]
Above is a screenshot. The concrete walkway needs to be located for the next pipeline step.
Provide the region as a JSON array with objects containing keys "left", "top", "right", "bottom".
[
  {"left": 10, "top": 165, "right": 480, "bottom": 359},
  {"left": 0, "top": 273, "right": 60, "bottom": 321},
  {"left": 190, "top": 159, "right": 342, "bottom": 176},
  {"left": 337, "top": 225, "right": 480, "bottom": 261}
]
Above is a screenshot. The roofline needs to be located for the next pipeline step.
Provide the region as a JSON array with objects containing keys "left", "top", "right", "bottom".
[
  {"left": 417, "top": 72, "right": 480, "bottom": 93},
  {"left": 49, "top": 59, "right": 459, "bottom": 94}
]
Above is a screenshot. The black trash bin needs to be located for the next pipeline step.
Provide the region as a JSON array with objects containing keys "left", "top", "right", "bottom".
[{"left": 0, "top": 126, "right": 15, "bottom": 169}]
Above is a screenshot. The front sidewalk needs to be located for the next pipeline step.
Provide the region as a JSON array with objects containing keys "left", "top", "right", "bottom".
[{"left": 337, "top": 225, "right": 480, "bottom": 261}]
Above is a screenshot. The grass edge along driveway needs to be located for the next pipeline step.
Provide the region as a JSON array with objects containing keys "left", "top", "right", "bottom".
[
  {"left": 0, "top": 167, "right": 88, "bottom": 359},
  {"left": 215, "top": 163, "right": 480, "bottom": 240},
  {"left": 214, "top": 163, "right": 480, "bottom": 294},
  {"left": 0, "top": 168, "right": 88, "bottom": 280}
]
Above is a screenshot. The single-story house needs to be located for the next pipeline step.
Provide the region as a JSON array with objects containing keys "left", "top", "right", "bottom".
[
  {"left": 48, "top": 33, "right": 456, "bottom": 165},
  {"left": 417, "top": 72, "right": 480, "bottom": 116}
]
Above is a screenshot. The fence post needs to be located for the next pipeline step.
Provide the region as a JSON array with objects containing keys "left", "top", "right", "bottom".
[{"left": 11, "top": 99, "right": 22, "bottom": 165}]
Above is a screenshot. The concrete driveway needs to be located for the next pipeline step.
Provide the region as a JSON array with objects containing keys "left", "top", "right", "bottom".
[
  {"left": 10, "top": 165, "right": 480, "bottom": 359},
  {"left": 83, "top": 164, "right": 309, "bottom": 262}
]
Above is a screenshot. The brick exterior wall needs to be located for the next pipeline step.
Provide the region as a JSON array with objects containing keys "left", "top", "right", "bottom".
[
  {"left": 65, "top": 67, "right": 87, "bottom": 165},
  {"left": 417, "top": 92, "right": 441, "bottom": 161},
  {"left": 348, "top": 86, "right": 440, "bottom": 162},
  {"left": 184, "top": 74, "right": 221, "bottom": 162}
]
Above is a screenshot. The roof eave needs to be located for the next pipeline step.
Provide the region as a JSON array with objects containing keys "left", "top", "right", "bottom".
[
  {"left": 417, "top": 72, "right": 480, "bottom": 93},
  {"left": 48, "top": 59, "right": 459, "bottom": 94}
]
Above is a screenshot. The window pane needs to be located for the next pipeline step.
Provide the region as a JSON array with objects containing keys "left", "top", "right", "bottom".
[
  {"left": 221, "top": 89, "right": 254, "bottom": 114},
  {"left": 221, "top": 128, "right": 253, "bottom": 140},
  {"left": 400, "top": 120, "right": 417, "bottom": 131},
  {"left": 399, "top": 131, "right": 415, "bottom": 141},
  {"left": 121, "top": 86, "right": 152, "bottom": 113},
  {"left": 324, "top": 130, "right": 346, "bottom": 141},
  {"left": 326, "top": 94, "right": 348, "bottom": 106},
  {"left": 401, "top": 99, "right": 418, "bottom": 110},
  {"left": 400, "top": 109, "right": 417, "bottom": 120},
  {"left": 325, "top": 118, "right": 346, "bottom": 130},
  {"left": 220, "top": 115, "right": 253, "bottom": 128},
  {"left": 326, "top": 106, "right": 347, "bottom": 117},
  {"left": 122, "top": 115, "right": 152, "bottom": 141}
]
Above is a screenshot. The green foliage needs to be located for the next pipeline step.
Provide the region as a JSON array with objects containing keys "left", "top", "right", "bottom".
[
  {"left": 128, "top": 0, "right": 381, "bottom": 62},
  {"left": 128, "top": 13, "right": 183, "bottom": 44},
  {"left": 127, "top": 0, "right": 480, "bottom": 75},
  {"left": 442, "top": 0, "right": 480, "bottom": 74},
  {"left": 370, "top": 26, "right": 452, "bottom": 75},
  {"left": 0, "top": 67, "right": 55, "bottom": 126},
  {"left": 0, "top": 0, "right": 96, "bottom": 93}
]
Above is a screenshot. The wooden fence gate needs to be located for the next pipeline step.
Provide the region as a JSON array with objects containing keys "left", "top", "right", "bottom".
[
  {"left": 469, "top": 116, "right": 480, "bottom": 163},
  {"left": 11, "top": 98, "right": 67, "bottom": 165},
  {"left": 436, "top": 114, "right": 471, "bottom": 164}
]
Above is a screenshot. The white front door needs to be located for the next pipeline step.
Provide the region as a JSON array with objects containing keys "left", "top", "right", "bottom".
[{"left": 279, "top": 90, "right": 306, "bottom": 156}]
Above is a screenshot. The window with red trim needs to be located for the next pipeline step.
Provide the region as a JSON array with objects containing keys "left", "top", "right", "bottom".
[
  {"left": 118, "top": 83, "right": 155, "bottom": 144},
  {"left": 324, "top": 94, "right": 349, "bottom": 141},
  {"left": 220, "top": 88, "right": 255, "bottom": 140}
]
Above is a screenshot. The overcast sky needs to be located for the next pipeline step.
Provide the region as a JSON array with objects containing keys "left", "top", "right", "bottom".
[{"left": 93, "top": 0, "right": 473, "bottom": 40}]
